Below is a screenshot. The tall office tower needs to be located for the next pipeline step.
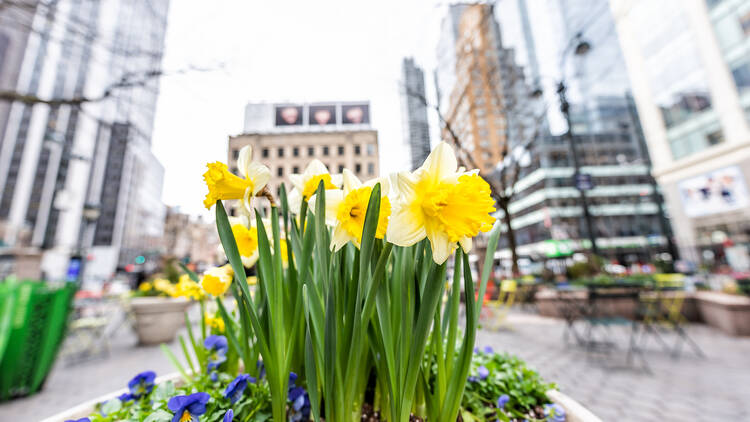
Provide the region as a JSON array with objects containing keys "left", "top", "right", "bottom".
[
  {"left": 400, "top": 58, "right": 431, "bottom": 170},
  {"left": 611, "top": 0, "right": 750, "bottom": 265},
  {"left": 0, "top": 0, "right": 169, "bottom": 281},
  {"left": 435, "top": 3, "right": 530, "bottom": 173}
]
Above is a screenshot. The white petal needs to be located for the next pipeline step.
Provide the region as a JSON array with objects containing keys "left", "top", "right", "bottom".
[
  {"left": 385, "top": 205, "right": 426, "bottom": 247},
  {"left": 420, "top": 142, "right": 457, "bottom": 182},
  {"left": 459, "top": 236, "right": 472, "bottom": 253},
  {"left": 289, "top": 174, "right": 304, "bottom": 191},
  {"left": 330, "top": 173, "right": 343, "bottom": 187},
  {"left": 288, "top": 188, "right": 302, "bottom": 214},
  {"left": 330, "top": 225, "right": 353, "bottom": 251},
  {"left": 342, "top": 168, "right": 362, "bottom": 193},
  {"left": 246, "top": 162, "right": 271, "bottom": 195},
  {"left": 309, "top": 190, "right": 343, "bottom": 226},
  {"left": 237, "top": 146, "right": 253, "bottom": 178},
  {"left": 303, "top": 159, "right": 330, "bottom": 180},
  {"left": 426, "top": 227, "right": 455, "bottom": 264},
  {"left": 364, "top": 176, "right": 390, "bottom": 197},
  {"left": 241, "top": 250, "right": 259, "bottom": 268},
  {"left": 392, "top": 172, "right": 417, "bottom": 202}
]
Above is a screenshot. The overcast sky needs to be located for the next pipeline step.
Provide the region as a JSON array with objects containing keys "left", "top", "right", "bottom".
[{"left": 151, "top": 0, "right": 448, "bottom": 218}]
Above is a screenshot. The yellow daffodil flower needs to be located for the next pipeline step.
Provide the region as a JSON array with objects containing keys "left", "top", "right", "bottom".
[
  {"left": 201, "top": 266, "right": 233, "bottom": 296},
  {"left": 203, "top": 145, "right": 271, "bottom": 212},
  {"left": 229, "top": 215, "right": 262, "bottom": 268},
  {"left": 386, "top": 142, "right": 496, "bottom": 264},
  {"left": 288, "top": 159, "right": 342, "bottom": 213},
  {"left": 309, "top": 169, "right": 391, "bottom": 251},
  {"left": 153, "top": 278, "right": 177, "bottom": 296},
  {"left": 205, "top": 313, "right": 225, "bottom": 333},
  {"left": 138, "top": 282, "right": 152, "bottom": 292},
  {"left": 175, "top": 275, "right": 205, "bottom": 300}
]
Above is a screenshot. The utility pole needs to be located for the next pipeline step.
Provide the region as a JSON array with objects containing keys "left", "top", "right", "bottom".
[{"left": 558, "top": 81, "right": 599, "bottom": 256}]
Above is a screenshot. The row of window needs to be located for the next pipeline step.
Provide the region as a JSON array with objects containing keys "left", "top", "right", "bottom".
[
  {"left": 271, "top": 162, "right": 377, "bottom": 177},
  {"left": 232, "top": 143, "right": 376, "bottom": 160}
]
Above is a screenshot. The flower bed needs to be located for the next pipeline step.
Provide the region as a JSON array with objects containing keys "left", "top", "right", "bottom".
[{"left": 60, "top": 143, "right": 596, "bottom": 421}]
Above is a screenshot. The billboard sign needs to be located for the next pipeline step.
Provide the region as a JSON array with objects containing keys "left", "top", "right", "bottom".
[
  {"left": 678, "top": 165, "right": 749, "bottom": 217},
  {"left": 308, "top": 105, "right": 337, "bottom": 126},
  {"left": 342, "top": 103, "right": 370, "bottom": 125},
  {"left": 274, "top": 105, "right": 303, "bottom": 126}
]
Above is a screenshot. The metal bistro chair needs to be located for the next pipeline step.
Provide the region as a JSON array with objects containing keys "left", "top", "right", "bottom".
[
  {"left": 486, "top": 279, "right": 517, "bottom": 329},
  {"left": 640, "top": 274, "right": 704, "bottom": 359},
  {"left": 583, "top": 286, "right": 650, "bottom": 372}
]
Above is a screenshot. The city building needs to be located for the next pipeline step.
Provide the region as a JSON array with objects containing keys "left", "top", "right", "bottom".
[
  {"left": 163, "top": 207, "right": 221, "bottom": 269},
  {"left": 435, "top": 3, "right": 517, "bottom": 174},
  {"left": 230, "top": 101, "right": 379, "bottom": 215},
  {"left": 501, "top": 98, "right": 667, "bottom": 266},
  {"left": 611, "top": 0, "right": 750, "bottom": 265},
  {"left": 0, "top": 0, "right": 169, "bottom": 281},
  {"left": 401, "top": 57, "right": 432, "bottom": 170}
]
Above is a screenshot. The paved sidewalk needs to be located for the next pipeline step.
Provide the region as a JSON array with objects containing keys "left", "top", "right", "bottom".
[{"left": 476, "top": 313, "right": 750, "bottom": 421}]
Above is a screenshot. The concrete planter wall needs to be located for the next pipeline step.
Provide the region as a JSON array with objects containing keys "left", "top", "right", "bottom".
[
  {"left": 41, "top": 373, "right": 598, "bottom": 422},
  {"left": 130, "top": 297, "right": 192, "bottom": 345},
  {"left": 695, "top": 291, "right": 750, "bottom": 336}
]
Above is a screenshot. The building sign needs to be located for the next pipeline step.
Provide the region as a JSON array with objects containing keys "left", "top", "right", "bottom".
[
  {"left": 275, "top": 105, "right": 303, "bottom": 126},
  {"left": 678, "top": 165, "right": 749, "bottom": 217},
  {"left": 342, "top": 103, "right": 370, "bottom": 124},
  {"left": 308, "top": 105, "right": 337, "bottom": 126},
  {"left": 574, "top": 173, "right": 594, "bottom": 191}
]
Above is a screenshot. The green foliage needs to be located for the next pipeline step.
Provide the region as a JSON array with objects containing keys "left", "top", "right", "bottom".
[{"left": 461, "top": 352, "right": 556, "bottom": 421}]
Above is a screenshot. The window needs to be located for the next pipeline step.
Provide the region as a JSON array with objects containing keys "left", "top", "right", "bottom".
[
  {"left": 293, "top": 166, "right": 299, "bottom": 173},
  {"left": 323, "top": 146, "right": 329, "bottom": 156},
  {"left": 232, "top": 149, "right": 239, "bottom": 159},
  {"left": 293, "top": 147, "right": 299, "bottom": 157},
  {"left": 355, "top": 163, "right": 362, "bottom": 173},
  {"left": 262, "top": 148, "right": 269, "bottom": 158},
  {"left": 308, "top": 146, "right": 315, "bottom": 156},
  {"left": 354, "top": 145, "right": 361, "bottom": 155},
  {"left": 731, "top": 61, "right": 750, "bottom": 92},
  {"left": 707, "top": 130, "right": 724, "bottom": 146},
  {"left": 338, "top": 164, "right": 344, "bottom": 173},
  {"left": 338, "top": 145, "right": 345, "bottom": 155},
  {"left": 366, "top": 144, "right": 375, "bottom": 156},
  {"left": 367, "top": 162, "right": 375, "bottom": 175},
  {"left": 231, "top": 167, "right": 238, "bottom": 174},
  {"left": 277, "top": 167, "right": 284, "bottom": 176},
  {"left": 278, "top": 147, "right": 285, "bottom": 157}
]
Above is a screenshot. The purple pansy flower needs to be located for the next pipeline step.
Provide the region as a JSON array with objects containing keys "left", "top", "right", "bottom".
[
  {"left": 117, "top": 392, "right": 134, "bottom": 402},
  {"left": 223, "top": 409, "right": 234, "bottom": 422},
  {"left": 204, "top": 335, "right": 228, "bottom": 370},
  {"left": 497, "top": 394, "right": 510, "bottom": 409},
  {"left": 483, "top": 345, "right": 493, "bottom": 354},
  {"left": 128, "top": 371, "right": 156, "bottom": 398},
  {"left": 477, "top": 365, "right": 489, "bottom": 380},
  {"left": 167, "top": 392, "right": 210, "bottom": 422},
  {"left": 224, "top": 374, "right": 256, "bottom": 404},
  {"left": 256, "top": 360, "right": 266, "bottom": 379},
  {"left": 544, "top": 403, "right": 566, "bottom": 422},
  {"left": 65, "top": 419, "right": 90, "bottom": 422},
  {"left": 288, "top": 386, "right": 311, "bottom": 422}
]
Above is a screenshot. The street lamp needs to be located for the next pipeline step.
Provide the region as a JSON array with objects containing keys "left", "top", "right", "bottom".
[{"left": 558, "top": 33, "right": 600, "bottom": 256}]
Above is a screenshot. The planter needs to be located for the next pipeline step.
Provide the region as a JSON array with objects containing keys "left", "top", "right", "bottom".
[
  {"left": 130, "top": 297, "right": 192, "bottom": 345},
  {"left": 41, "top": 373, "right": 599, "bottom": 422},
  {"left": 547, "top": 390, "right": 603, "bottom": 422},
  {"left": 695, "top": 291, "right": 750, "bottom": 336}
]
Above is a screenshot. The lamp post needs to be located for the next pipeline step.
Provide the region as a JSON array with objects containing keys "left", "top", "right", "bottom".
[{"left": 557, "top": 33, "right": 599, "bottom": 256}]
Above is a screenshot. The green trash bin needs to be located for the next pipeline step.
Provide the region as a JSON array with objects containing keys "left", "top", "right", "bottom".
[{"left": 0, "top": 281, "right": 76, "bottom": 401}]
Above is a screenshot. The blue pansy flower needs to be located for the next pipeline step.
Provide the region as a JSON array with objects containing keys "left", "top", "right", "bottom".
[
  {"left": 204, "top": 335, "right": 228, "bottom": 370},
  {"left": 288, "top": 371, "right": 298, "bottom": 386},
  {"left": 128, "top": 371, "right": 156, "bottom": 398},
  {"left": 288, "top": 386, "right": 311, "bottom": 422},
  {"left": 223, "top": 409, "right": 233, "bottom": 422},
  {"left": 118, "top": 392, "right": 134, "bottom": 402},
  {"left": 473, "top": 346, "right": 480, "bottom": 354},
  {"left": 477, "top": 366, "right": 489, "bottom": 380},
  {"left": 483, "top": 345, "right": 493, "bottom": 354},
  {"left": 167, "top": 392, "right": 210, "bottom": 422},
  {"left": 467, "top": 375, "right": 479, "bottom": 383},
  {"left": 496, "top": 394, "right": 510, "bottom": 409},
  {"left": 544, "top": 403, "right": 566, "bottom": 422},
  {"left": 224, "top": 373, "right": 256, "bottom": 404},
  {"left": 65, "top": 419, "right": 90, "bottom": 422},
  {"left": 209, "top": 371, "right": 218, "bottom": 382}
]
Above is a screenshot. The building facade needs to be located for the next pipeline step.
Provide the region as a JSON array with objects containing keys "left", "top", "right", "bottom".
[
  {"left": 163, "top": 207, "right": 220, "bottom": 269},
  {"left": 0, "top": 0, "right": 169, "bottom": 281},
  {"left": 611, "top": 0, "right": 750, "bottom": 265},
  {"left": 231, "top": 101, "right": 379, "bottom": 215},
  {"left": 400, "top": 57, "right": 431, "bottom": 170}
]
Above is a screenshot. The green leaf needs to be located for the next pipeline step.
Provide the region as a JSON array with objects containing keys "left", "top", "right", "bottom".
[
  {"left": 143, "top": 409, "right": 172, "bottom": 422},
  {"left": 101, "top": 398, "right": 121, "bottom": 415}
]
